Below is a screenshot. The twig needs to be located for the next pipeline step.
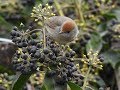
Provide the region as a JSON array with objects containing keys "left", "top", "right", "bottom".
[
  {"left": 54, "top": 0, "right": 64, "bottom": 16},
  {"left": 53, "top": 4, "right": 74, "bottom": 13},
  {"left": 43, "top": 28, "right": 46, "bottom": 49},
  {"left": 86, "top": 86, "right": 94, "bottom": 90},
  {"left": 74, "top": 0, "right": 85, "bottom": 24},
  {"left": 24, "top": 29, "right": 43, "bottom": 35},
  {"left": 84, "top": 3, "right": 116, "bottom": 15},
  {"left": 115, "top": 67, "right": 120, "bottom": 90},
  {"left": 82, "top": 66, "right": 92, "bottom": 90}
]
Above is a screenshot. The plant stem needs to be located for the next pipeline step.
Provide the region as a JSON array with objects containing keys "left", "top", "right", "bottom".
[
  {"left": 115, "top": 68, "right": 120, "bottom": 90},
  {"left": 43, "top": 28, "right": 46, "bottom": 49},
  {"left": 75, "top": 0, "right": 85, "bottom": 24},
  {"left": 82, "top": 65, "right": 92, "bottom": 90},
  {"left": 24, "top": 29, "right": 42, "bottom": 35},
  {"left": 54, "top": 0, "right": 64, "bottom": 16}
]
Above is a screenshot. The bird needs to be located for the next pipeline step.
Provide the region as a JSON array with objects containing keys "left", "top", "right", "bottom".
[{"left": 45, "top": 16, "right": 79, "bottom": 44}]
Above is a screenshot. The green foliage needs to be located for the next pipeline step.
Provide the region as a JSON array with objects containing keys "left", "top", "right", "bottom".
[
  {"left": 11, "top": 72, "right": 34, "bottom": 90},
  {"left": 86, "top": 32, "right": 103, "bottom": 53},
  {"left": 0, "top": 0, "right": 120, "bottom": 90},
  {"left": 68, "top": 82, "right": 82, "bottom": 90},
  {"left": 41, "top": 74, "right": 55, "bottom": 90},
  {"left": 101, "top": 50, "right": 120, "bottom": 69},
  {"left": 0, "top": 15, "right": 13, "bottom": 31},
  {"left": 0, "top": 65, "right": 15, "bottom": 75}
]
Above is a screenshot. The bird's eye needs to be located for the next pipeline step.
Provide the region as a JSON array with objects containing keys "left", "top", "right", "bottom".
[{"left": 66, "top": 31, "right": 70, "bottom": 33}]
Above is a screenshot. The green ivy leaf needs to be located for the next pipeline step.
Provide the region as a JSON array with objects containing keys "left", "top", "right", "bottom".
[
  {"left": 67, "top": 81, "right": 82, "bottom": 90},
  {"left": 101, "top": 50, "right": 120, "bottom": 69},
  {"left": 42, "top": 72, "right": 67, "bottom": 90},
  {"left": 102, "top": 13, "right": 116, "bottom": 20},
  {"left": 41, "top": 84, "right": 47, "bottom": 90},
  {"left": 112, "top": 9, "right": 120, "bottom": 21},
  {"left": 41, "top": 73, "right": 55, "bottom": 90},
  {"left": 86, "top": 32, "right": 103, "bottom": 53},
  {"left": 11, "top": 72, "right": 34, "bottom": 90},
  {"left": 0, "top": 65, "right": 15, "bottom": 75},
  {"left": 94, "top": 76, "right": 106, "bottom": 87},
  {"left": 0, "top": 15, "right": 13, "bottom": 32}
]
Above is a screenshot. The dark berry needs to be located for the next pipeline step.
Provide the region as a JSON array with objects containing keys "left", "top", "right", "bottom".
[
  {"left": 22, "top": 54, "right": 28, "bottom": 59},
  {"left": 80, "top": 40, "right": 87, "bottom": 46},
  {"left": 34, "top": 51, "right": 41, "bottom": 58},
  {"left": 48, "top": 0, "right": 54, "bottom": 5},
  {"left": 48, "top": 53, "right": 54, "bottom": 59},
  {"left": 13, "top": 26, "right": 18, "bottom": 31},
  {"left": 37, "top": 43, "right": 42, "bottom": 48},
  {"left": 27, "top": 47, "right": 31, "bottom": 52},
  {"left": 65, "top": 52, "right": 70, "bottom": 57},
  {"left": 43, "top": 48, "right": 50, "bottom": 54},
  {"left": 52, "top": 48, "right": 60, "bottom": 55},
  {"left": 11, "top": 30, "right": 17, "bottom": 36},
  {"left": 23, "top": 60, "right": 28, "bottom": 64},
  {"left": 22, "top": 42, "right": 28, "bottom": 47},
  {"left": 69, "top": 62, "right": 74, "bottom": 67},
  {"left": 31, "top": 33, "right": 37, "bottom": 39},
  {"left": 29, "top": 40, "right": 37, "bottom": 45},
  {"left": 99, "top": 56, "right": 104, "bottom": 62},
  {"left": 39, "top": 54, "right": 45, "bottom": 63},
  {"left": 18, "top": 42, "right": 23, "bottom": 48},
  {"left": 30, "top": 53, "right": 35, "bottom": 57},
  {"left": 70, "top": 51, "right": 76, "bottom": 57},
  {"left": 30, "top": 46, "right": 37, "bottom": 53},
  {"left": 36, "top": 73, "right": 40, "bottom": 77},
  {"left": 51, "top": 55, "right": 56, "bottom": 60},
  {"left": 29, "top": 63, "right": 34, "bottom": 68},
  {"left": 22, "top": 48, "right": 27, "bottom": 53},
  {"left": 16, "top": 32, "right": 21, "bottom": 37},
  {"left": 50, "top": 44, "right": 55, "bottom": 48},
  {"left": 30, "top": 59, "right": 36, "bottom": 63},
  {"left": 84, "top": 34, "right": 91, "bottom": 40}
]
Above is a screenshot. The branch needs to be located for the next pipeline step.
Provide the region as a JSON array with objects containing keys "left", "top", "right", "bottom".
[
  {"left": 54, "top": 0, "right": 64, "bottom": 16},
  {"left": 74, "top": 0, "right": 85, "bottom": 24}
]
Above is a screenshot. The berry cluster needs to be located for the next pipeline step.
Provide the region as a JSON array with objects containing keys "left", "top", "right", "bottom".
[
  {"left": 70, "top": 33, "right": 91, "bottom": 57},
  {"left": 54, "top": 62, "right": 84, "bottom": 85},
  {"left": 0, "top": 73, "right": 13, "bottom": 90},
  {"left": 10, "top": 25, "right": 83, "bottom": 86},
  {"left": 78, "top": 50, "right": 104, "bottom": 89},
  {"left": 11, "top": 26, "right": 43, "bottom": 74},
  {"left": 25, "top": 72, "right": 45, "bottom": 89}
]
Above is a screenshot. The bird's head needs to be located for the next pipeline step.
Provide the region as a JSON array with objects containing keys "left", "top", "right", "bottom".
[{"left": 59, "top": 20, "right": 76, "bottom": 34}]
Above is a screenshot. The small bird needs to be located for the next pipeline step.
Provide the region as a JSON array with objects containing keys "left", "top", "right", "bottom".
[{"left": 45, "top": 16, "right": 79, "bottom": 44}]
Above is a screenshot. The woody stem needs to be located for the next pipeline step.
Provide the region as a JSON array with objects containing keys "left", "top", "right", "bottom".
[{"left": 43, "top": 28, "right": 46, "bottom": 49}]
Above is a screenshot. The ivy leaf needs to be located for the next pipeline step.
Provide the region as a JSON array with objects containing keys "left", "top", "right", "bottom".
[
  {"left": 67, "top": 81, "right": 82, "bottom": 90},
  {"left": 102, "top": 13, "right": 116, "bottom": 20},
  {"left": 41, "top": 84, "right": 47, "bottom": 90},
  {"left": 94, "top": 76, "right": 106, "bottom": 87},
  {"left": 42, "top": 72, "right": 67, "bottom": 90},
  {"left": 101, "top": 50, "right": 120, "bottom": 69},
  {"left": 11, "top": 72, "right": 34, "bottom": 90},
  {"left": 41, "top": 73, "right": 55, "bottom": 90},
  {"left": 0, "top": 65, "right": 15, "bottom": 75},
  {"left": 0, "top": 15, "right": 13, "bottom": 32},
  {"left": 112, "top": 9, "right": 120, "bottom": 21},
  {"left": 86, "top": 32, "right": 103, "bottom": 53}
]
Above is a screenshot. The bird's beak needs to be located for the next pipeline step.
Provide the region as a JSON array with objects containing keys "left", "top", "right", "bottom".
[{"left": 59, "top": 30, "right": 64, "bottom": 34}]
